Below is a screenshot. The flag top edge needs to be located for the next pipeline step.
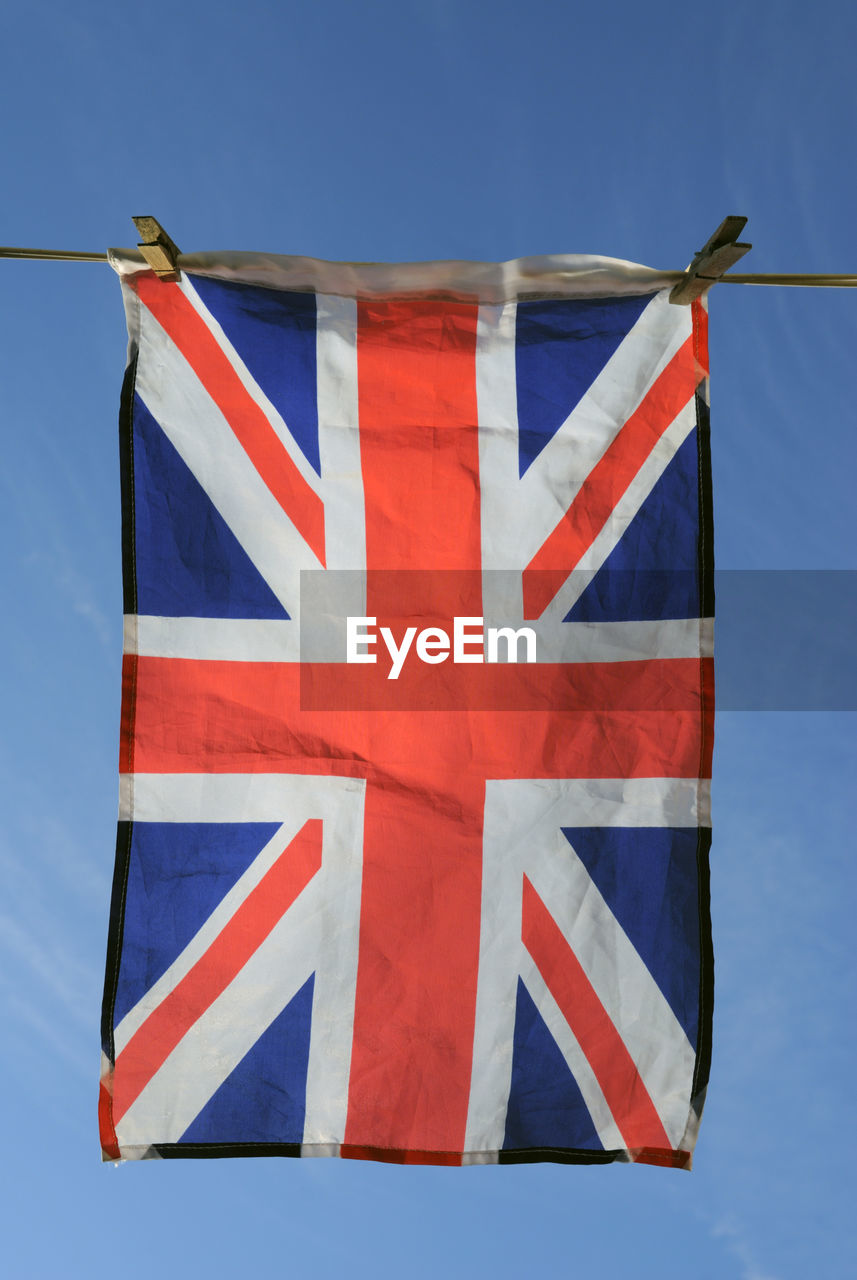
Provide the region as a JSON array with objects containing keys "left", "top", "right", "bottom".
[{"left": 107, "top": 248, "right": 684, "bottom": 301}]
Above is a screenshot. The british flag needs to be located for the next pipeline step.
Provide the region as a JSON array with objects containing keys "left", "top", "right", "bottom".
[{"left": 99, "top": 251, "right": 713, "bottom": 1168}]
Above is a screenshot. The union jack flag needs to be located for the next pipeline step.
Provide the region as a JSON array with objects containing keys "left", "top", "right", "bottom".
[{"left": 100, "top": 251, "right": 714, "bottom": 1168}]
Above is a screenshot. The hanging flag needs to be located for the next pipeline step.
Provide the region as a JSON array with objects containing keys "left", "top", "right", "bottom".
[{"left": 100, "top": 250, "right": 714, "bottom": 1168}]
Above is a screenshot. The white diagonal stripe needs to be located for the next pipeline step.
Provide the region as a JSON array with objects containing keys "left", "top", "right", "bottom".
[
  {"left": 113, "top": 819, "right": 302, "bottom": 1056},
  {"left": 518, "top": 292, "right": 691, "bottom": 562},
  {"left": 526, "top": 828, "right": 697, "bottom": 1149},
  {"left": 466, "top": 778, "right": 705, "bottom": 1154},
  {"left": 133, "top": 299, "right": 322, "bottom": 620},
  {"left": 116, "top": 875, "right": 324, "bottom": 1146},
  {"left": 180, "top": 276, "right": 323, "bottom": 496},
  {"left": 521, "top": 958, "right": 625, "bottom": 1152},
  {"left": 476, "top": 292, "right": 693, "bottom": 579},
  {"left": 113, "top": 773, "right": 365, "bottom": 1149},
  {"left": 539, "top": 396, "right": 699, "bottom": 622}
]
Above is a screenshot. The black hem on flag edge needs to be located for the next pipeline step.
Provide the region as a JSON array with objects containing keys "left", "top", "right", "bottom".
[
  {"left": 118, "top": 355, "right": 138, "bottom": 617},
  {"left": 99, "top": 354, "right": 140, "bottom": 1066},
  {"left": 147, "top": 1142, "right": 623, "bottom": 1166},
  {"left": 100, "top": 821, "right": 133, "bottom": 1059},
  {"left": 690, "top": 384, "right": 715, "bottom": 1123}
]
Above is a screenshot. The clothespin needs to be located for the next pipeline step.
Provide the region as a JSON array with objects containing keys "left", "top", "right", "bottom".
[
  {"left": 132, "top": 216, "right": 181, "bottom": 281},
  {"left": 669, "top": 216, "right": 752, "bottom": 304}
]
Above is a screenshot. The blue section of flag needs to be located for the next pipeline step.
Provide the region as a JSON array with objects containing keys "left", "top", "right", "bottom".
[
  {"left": 179, "top": 974, "right": 315, "bottom": 1145},
  {"left": 564, "top": 429, "right": 700, "bottom": 622},
  {"left": 114, "top": 822, "right": 282, "bottom": 1027},
  {"left": 503, "top": 978, "right": 603, "bottom": 1151},
  {"left": 133, "top": 394, "right": 289, "bottom": 619},
  {"left": 561, "top": 826, "right": 700, "bottom": 1044},
  {"left": 515, "top": 294, "right": 653, "bottom": 476},
  {"left": 188, "top": 275, "right": 320, "bottom": 475}
]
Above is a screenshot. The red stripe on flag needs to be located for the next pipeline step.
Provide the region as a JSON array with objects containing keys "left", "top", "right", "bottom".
[
  {"left": 343, "top": 299, "right": 484, "bottom": 1154},
  {"left": 632, "top": 1145, "right": 692, "bottom": 1169},
  {"left": 691, "top": 297, "right": 709, "bottom": 371},
  {"left": 119, "top": 653, "right": 137, "bottom": 774},
  {"left": 112, "top": 819, "right": 322, "bottom": 1125},
  {"left": 300, "top": 654, "right": 710, "bottom": 713},
  {"left": 98, "top": 1076, "right": 121, "bottom": 1161},
  {"left": 124, "top": 656, "right": 712, "bottom": 781},
  {"left": 522, "top": 335, "right": 705, "bottom": 619},
  {"left": 521, "top": 875, "right": 674, "bottom": 1154},
  {"left": 339, "top": 1144, "right": 462, "bottom": 1166},
  {"left": 356, "top": 300, "right": 482, "bottom": 580},
  {"left": 131, "top": 272, "right": 325, "bottom": 564},
  {"left": 345, "top": 771, "right": 484, "bottom": 1153},
  {"left": 691, "top": 296, "right": 713, "bottom": 790}
]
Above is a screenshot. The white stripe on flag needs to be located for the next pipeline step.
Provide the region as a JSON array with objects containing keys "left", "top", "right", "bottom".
[
  {"left": 477, "top": 301, "right": 522, "bottom": 619},
  {"left": 476, "top": 292, "right": 692, "bottom": 580},
  {"left": 465, "top": 777, "right": 703, "bottom": 1154},
  {"left": 489, "top": 615, "right": 713, "bottom": 664},
  {"left": 520, "top": 956, "right": 626, "bottom": 1151},
  {"left": 113, "top": 818, "right": 307, "bottom": 1056},
  {"left": 113, "top": 774, "right": 365, "bottom": 1150},
  {"left": 315, "top": 294, "right": 366, "bottom": 574},
  {"left": 540, "top": 396, "right": 699, "bottom": 622},
  {"left": 179, "top": 276, "right": 324, "bottom": 498},
  {"left": 117, "top": 874, "right": 325, "bottom": 1146},
  {"left": 126, "top": 615, "right": 298, "bottom": 661},
  {"left": 527, "top": 828, "right": 697, "bottom": 1149},
  {"left": 134, "top": 301, "right": 322, "bottom": 618},
  {"left": 517, "top": 292, "right": 692, "bottom": 564},
  {"left": 123, "top": 614, "right": 711, "bottom": 665}
]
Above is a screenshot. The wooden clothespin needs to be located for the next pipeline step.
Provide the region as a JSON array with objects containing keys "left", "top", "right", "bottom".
[
  {"left": 670, "top": 216, "right": 752, "bottom": 304},
  {"left": 132, "top": 216, "right": 181, "bottom": 281}
]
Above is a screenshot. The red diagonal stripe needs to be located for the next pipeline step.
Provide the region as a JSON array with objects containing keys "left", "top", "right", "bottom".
[
  {"left": 98, "top": 1076, "right": 120, "bottom": 1161},
  {"left": 521, "top": 874, "right": 674, "bottom": 1154},
  {"left": 131, "top": 272, "right": 325, "bottom": 564},
  {"left": 522, "top": 334, "right": 705, "bottom": 619},
  {"left": 112, "top": 819, "right": 323, "bottom": 1124}
]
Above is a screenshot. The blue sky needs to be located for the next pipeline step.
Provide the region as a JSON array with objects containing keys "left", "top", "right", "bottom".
[{"left": 0, "top": 1, "right": 854, "bottom": 1275}]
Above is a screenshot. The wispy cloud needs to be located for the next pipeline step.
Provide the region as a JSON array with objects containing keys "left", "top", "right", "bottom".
[
  {"left": 0, "top": 910, "right": 99, "bottom": 1027},
  {"left": 711, "top": 1216, "right": 780, "bottom": 1280},
  {"left": 1, "top": 985, "right": 94, "bottom": 1080},
  {"left": 46, "top": 548, "right": 113, "bottom": 651}
]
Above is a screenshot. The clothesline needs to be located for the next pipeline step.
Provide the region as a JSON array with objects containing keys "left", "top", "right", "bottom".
[{"left": 1, "top": 241, "right": 857, "bottom": 288}]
